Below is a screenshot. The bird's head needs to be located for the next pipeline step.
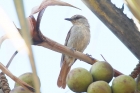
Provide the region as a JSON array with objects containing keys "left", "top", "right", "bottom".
[{"left": 65, "top": 15, "right": 89, "bottom": 27}]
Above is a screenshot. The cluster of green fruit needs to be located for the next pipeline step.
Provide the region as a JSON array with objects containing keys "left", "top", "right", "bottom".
[
  {"left": 66, "top": 61, "right": 137, "bottom": 93},
  {"left": 10, "top": 72, "right": 41, "bottom": 93}
]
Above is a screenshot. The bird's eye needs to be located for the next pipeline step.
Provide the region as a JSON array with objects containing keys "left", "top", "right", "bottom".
[{"left": 75, "top": 16, "right": 81, "bottom": 19}]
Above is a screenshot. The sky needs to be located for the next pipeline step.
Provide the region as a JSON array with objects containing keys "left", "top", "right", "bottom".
[{"left": 0, "top": 0, "right": 139, "bottom": 93}]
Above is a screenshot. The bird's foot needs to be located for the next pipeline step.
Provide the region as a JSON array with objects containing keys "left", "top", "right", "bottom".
[
  {"left": 86, "top": 53, "right": 97, "bottom": 61},
  {"left": 86, "top": 53, "right": 92, "bottom": 57}
]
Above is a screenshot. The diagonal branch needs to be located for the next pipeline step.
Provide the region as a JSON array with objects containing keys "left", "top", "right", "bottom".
[
  {"left": 37, "top": 35, "right": 123, "bottom": 77},
  {"left": 81, "top": 0, "right": 140, "bottom": 61}
]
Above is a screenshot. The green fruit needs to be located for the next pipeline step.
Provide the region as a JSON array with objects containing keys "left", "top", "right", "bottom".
[
  {"left": 66, "top": 67, "right": 93, "bottom": 92},
  {"left": 15, "top": 72, "right": 41, "bottom": 88},
  {"left": 87, "top": 81, "right": 112, "bottom": 93},
  {"left": 90, "top": 61, "right": 114, "bottom": 83},
  {"left": 112, "top": 75, "right": 136, "bottom": 93},
  {"left": 10, "top": 86, "right": 30, "bottom": 93},
  {"left": 136, "top": 74, "right": 140, "bottom": 91}
]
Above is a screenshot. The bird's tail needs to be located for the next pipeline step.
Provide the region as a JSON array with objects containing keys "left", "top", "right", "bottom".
[{"left": 57, "top": 61, "right": 71, "bottom": 89}]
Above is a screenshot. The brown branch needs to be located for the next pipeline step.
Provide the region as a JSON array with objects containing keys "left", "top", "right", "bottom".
[
  {"left": 38, "top": 37, "right": 98, "bottom": 65},
  {"left": 37, "top": 35, "right": 123, "bottom": 77},
  {"left": 81, "top": 0, "right": 140, "bottom": 61}
]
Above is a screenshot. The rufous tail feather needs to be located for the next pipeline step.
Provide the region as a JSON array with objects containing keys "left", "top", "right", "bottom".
[{"left": 57, "top": 61, "right": 71, "bottom": 89}]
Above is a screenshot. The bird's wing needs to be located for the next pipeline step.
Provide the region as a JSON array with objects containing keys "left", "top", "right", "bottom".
[
  {"left": 60, "top": 27, "right": 72, "bottom": 67},
  {"left": 60, "top": 26, "right": 77, "bottom": 67}
]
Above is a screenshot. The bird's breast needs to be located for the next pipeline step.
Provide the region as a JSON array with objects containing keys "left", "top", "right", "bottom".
[{"left": 67, "top": 25, "right": 90, "bottom": 52}]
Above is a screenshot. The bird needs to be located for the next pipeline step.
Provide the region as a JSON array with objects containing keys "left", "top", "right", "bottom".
[{"left": 57, "top": 15, "right": 91, "bottom": 89}]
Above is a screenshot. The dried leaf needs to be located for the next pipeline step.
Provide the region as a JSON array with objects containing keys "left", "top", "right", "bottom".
[
  {"left": 0, "top": 35, "right": 7, "bottom": 48},
  {"left": 0, "top": 72, "right": 11, "bottom": 93},
  {"left": 0, "top": 62, "right": 35, "bottom": 92},
  {"left": 30, "top": 0, "right": 81, "bottom": 15},
  {"left": 31, "top": 6, "right": 40, "bottom": 15},
  {"left": 125, "top": 0, "right": 140, "bottom": 22},
  {"left": 132, "top": 16, "right": 140, "bottom": 32},
  {"left": 0, "top": 7, "right": 28, "bottom": 52},
  {"left": 36, "top": 8, "right": 46, "bottom": 32},
  {"left": 27, "top": 16, "right": 44, "bottom": 45}
]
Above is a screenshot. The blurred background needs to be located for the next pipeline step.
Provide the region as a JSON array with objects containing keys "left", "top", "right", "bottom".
[{"left": 0, "top": 0, "right": 138, "bottom": 93}]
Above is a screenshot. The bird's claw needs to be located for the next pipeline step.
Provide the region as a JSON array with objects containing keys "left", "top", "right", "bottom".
[
  {"left": 86, "top": 53, "right": 97, "bottom": 61},
  {"left": 86, "top": 53, "right": 92, "bottom": 57}
]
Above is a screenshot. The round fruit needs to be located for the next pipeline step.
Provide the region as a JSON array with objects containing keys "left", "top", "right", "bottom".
[
  {"left": 136, "top": 74, "right": 140, "bottom": 91},
  {"left": 66, "top": 67, "right": 93, "bottom": 92},
  {"left": 90, "top": 61, "right": 114, "bottom": 83},
  {"left": 112, "top": 75, "right": 136, "bottom": 93},
  {"left": 87, "top": 81, "right": 112, "bottom": 93},
  {"left": 10, "top": 86, "right": 30, "bottom": 93},
  {"left": 14, "top": 72, "right": 41, "bottom": 88}
]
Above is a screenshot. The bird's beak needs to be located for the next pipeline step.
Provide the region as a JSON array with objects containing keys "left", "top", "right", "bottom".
[{"left": 65, "top": 18, "right": 72, "bottom": 21}]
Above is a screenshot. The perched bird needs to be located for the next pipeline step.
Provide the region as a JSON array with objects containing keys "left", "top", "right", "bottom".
[{"left": 57, "top": 15, "right": 90, "bottom": 89}]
